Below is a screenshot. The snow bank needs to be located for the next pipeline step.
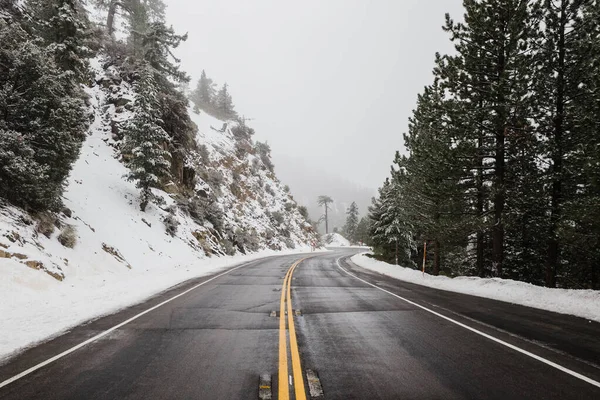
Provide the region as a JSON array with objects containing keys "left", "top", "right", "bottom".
[
  {"left": 350, "top": 253, "right": 600, "bottom": 322},
  {"left": 0, "top": 248, "right": 317, "bottom": 361},
  {"left": 324, "top": 232, "right": 351, "bottom": 247}
]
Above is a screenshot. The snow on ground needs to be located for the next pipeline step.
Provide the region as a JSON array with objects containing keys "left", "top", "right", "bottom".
[
  {"left": 324, "top": 232, "right": 351, "bottom": 247},
  {"left": 0, "top": 58, "right": 320, "bottom": 361},
  {"left": 0, "top": 248, "right": 318, "bottom": 361},
  {"left": 351, "top": 253, "right": 600, "bottom": 323}
]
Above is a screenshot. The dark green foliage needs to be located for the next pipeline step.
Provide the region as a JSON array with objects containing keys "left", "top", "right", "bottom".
[
  {"left": 122, "top": 67, "right": 171, "bottom": 211},
  {"left": 369, "top": 178, "right": 416, "bottom": 267},
  {"left": 139, "top": 22, "right": 189, "bottom": 84},
  {"left": 344, "top": 201, "right": 359, "bottom": 244},
  {"left": 0, "top": 18, "right": 88, "bottom": 211},
  {"left": 25, "top": 0, "right": 93, "bottom": 82},
  {"left": 370, "top": 0, "right": 600, "bottom": 288},
  {"left": 355, "top": 216, "right": 371, "bottom": 245}
]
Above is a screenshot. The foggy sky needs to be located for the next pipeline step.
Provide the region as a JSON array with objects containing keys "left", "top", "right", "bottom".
[{"left": 166, "top": 0, "right": 465, "bottom": 191}]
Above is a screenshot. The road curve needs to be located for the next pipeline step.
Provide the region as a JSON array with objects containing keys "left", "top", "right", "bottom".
[{"left": 0, "top": 249, "right": 599, "bottom": 399}]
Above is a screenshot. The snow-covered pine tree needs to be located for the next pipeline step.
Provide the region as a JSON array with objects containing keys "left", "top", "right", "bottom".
[
  {"left": 25, "top": 0, "right": 93, "bottom": 82},
  {"left": 399, "top": 77, "right": 472, "bottom": 276},
  {"left": 215, "top": 83, "right": 236, "bottom": 120},
  {"left": 0, "top": 15, "right": 88, "bottom": 211},
  {"left": 344, "top": 201, "right": 359, "bottom": 244},
  {"left": 443, "top": 0, "right": 539, "bottom": 278},
  {"left": 530, "top": 0, "right": 600, "bottom": 287},
  {"left": 355, "top": 216, "right": 371, "bottom": 245},
  {"left": 190, "top": 70, "right": 216, "bottom": 111},
  {"left": 140, "top": 21, "right": 188, "bottom": 84},
  {"left": 369, "top": 177, "right": 415, "bottom": 266},
  {"left": 128, "top": 13, "right": 194, "bottom": 190},
  {"left": 552, "top": 0, "right": 600, "bottom": 289},
  {"left": 123, "top": 66, "right": 172, "bottom": 211}
]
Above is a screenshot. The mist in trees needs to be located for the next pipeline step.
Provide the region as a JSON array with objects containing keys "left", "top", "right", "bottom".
[
  {"left": 369, "top": 0, "right": 600, "bottom": 289},
  {"left": 189, "top": 70, "right": 238, "bottom": 120}
]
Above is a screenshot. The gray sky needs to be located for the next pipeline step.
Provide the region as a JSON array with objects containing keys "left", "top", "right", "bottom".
[{"left": 166, "top": 0, "right": 464, "bottom": 191}]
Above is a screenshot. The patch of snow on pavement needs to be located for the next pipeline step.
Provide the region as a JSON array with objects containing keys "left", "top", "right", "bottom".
[{"left": 350, "top": 253, "right": 600, "bottom": 323}]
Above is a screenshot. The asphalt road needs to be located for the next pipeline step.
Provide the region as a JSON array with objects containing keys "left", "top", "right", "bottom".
[{"left": 1, "top": 249, "right": 599, "bottom": 399}]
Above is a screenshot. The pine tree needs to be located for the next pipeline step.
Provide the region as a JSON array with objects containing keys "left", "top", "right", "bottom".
[
  {"left": 443, "top": 0, "right": 539, "bottom": 277},
  {"left": 355, "top": 216, "right": 371, "bottom": 245},
  {"left": 529, "top": 0, "right": 600, "bottom": 287},
  {"left": 215, "top": 83, "right": 236, "bottom": 119},
  {"left": 123, "top": 66, "right": 172, "bottom": 211},
  {"left": 190, "top": 70, "right": 216, "bottom": 111},
  {"left": 0, "top": 16, "right": 88, "bottom": 210},
  {"left": 25, "top": 0, "right": 93, "bottom": 82},
  {"left": 344, "top": 202, "right": 359, "bottom": 244},
  {"left": 554, "top": 0, "right": 600, "bottom": 288},
  {"left": 140, "top": 21, "right": 189, "bottom": 84},
  {"left": 317, "top": 195, "right": 333, "bottom": 234},
  {"left": 369, "top": 177, "right": 416, "bottom": 266},
  {"left": 399, "top": 77, "right": 473, "bottom": 276}
]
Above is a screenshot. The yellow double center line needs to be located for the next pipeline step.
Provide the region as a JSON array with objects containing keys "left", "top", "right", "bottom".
[{"left": 278, "top": 258, "right": 308, "bottom": 400}]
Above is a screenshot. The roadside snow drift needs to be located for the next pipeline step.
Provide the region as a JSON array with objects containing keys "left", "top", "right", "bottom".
[
  {"left": 324, "top": 232, "right": 350, "bottom": 247},
  {"left": 351, "top": 253, "right": 600, "bottom": 323}
]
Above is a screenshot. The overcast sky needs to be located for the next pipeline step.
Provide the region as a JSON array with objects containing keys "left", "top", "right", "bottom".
[{"left": 166, "top": 0, "right": 464, "bottom": 191}]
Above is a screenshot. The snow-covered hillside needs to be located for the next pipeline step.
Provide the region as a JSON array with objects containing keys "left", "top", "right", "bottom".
[
  {"left": 0, "top": 57, "right": 318, "bottom": 359},
  {"left": 324, "top": 232, "right": 351, "bottom": 247}
]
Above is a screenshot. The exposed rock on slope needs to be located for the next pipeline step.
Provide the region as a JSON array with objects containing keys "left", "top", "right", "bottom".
[{"left": 0, "top": 57, "right": 317, "bottom": 282}]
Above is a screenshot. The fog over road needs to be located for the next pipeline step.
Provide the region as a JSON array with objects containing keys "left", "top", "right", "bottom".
[{"left": 1, "top": 250, "right": 599, "bottom": 399}]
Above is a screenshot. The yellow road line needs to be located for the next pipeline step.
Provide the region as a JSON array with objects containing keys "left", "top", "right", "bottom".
[
  {"left": 278, "top": 265, "right": 293, "bottom": 400},
  {"left": 278, "top": 258, "right": 309, "bottom": 400},
  {"left": 287, "top": 261, "right": 307, "bottom": 400}
]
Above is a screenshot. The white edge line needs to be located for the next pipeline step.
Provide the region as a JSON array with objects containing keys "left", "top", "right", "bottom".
[
  {"left": 336, "top": 256, "right": 600, "bottom": 389},
  {"left": 0, "top": 259, "right": 262, "bottom": 390}
]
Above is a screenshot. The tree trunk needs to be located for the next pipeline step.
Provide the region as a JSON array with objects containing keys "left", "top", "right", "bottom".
[
  {"left": 476, "top": 112, "right": 485, "bottom": 277},
  {"left": 546, "top": 1, "right": 566, "bottom": 288},
  {"left": 107, "top": 1, "right": 119, "bottom": 36},
  {"left": 324, "top": 205, "right": 329, "bottom": 234},
  {"left": 493, "top": 33, "right": 507, "bottom": 278}
]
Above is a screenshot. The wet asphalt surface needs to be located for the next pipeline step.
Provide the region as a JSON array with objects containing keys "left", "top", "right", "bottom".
[{"left": 0, "top": 249, "right": 599, "bottom": 399}]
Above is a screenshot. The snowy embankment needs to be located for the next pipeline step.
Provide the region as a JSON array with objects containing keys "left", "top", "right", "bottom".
[
  {"left": 324, "top": 232, "right": 350, "bottom": 246},
  {"left": 350, "top": 253, "right": 600, "bottom": 322},
  {"left": 0, "top": 58, "right": 320, "bottom": 361},
  {"left": 0, "top": 248, "right": 314, "bottom": 361},
  {"left": 324, "top": 232, "right": 370, "bottom": 249}
]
